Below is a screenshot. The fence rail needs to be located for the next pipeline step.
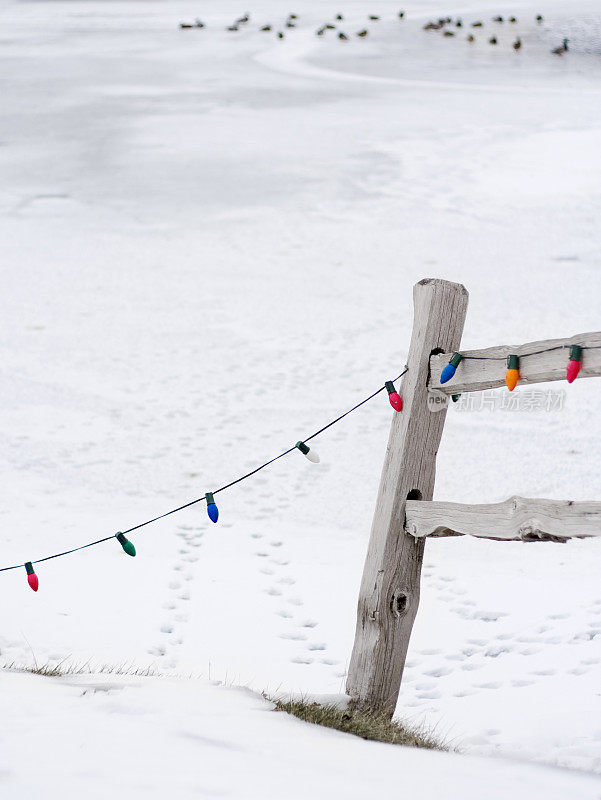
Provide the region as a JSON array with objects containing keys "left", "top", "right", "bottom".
[
  {"left": 405, "top": 496, "right": 601, "bottom": 542},
  {"left": 429, "top": 331, "right": 601, "bottom": 394}
]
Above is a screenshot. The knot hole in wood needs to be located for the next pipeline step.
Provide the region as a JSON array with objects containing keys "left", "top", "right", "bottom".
[{"left": 391, "top": 591, "right": 409, "bottom": 617}]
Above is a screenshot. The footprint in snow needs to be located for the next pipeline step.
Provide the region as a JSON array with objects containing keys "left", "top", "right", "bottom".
[
  {"left": 416, "top": 689, "right": 442, "bottom": 700},
  {"left": 423, "top": 666, "right": 452, "bottom": 677},
  {"left": 291, "top": 655, "right": 313, "bottom": 665}
]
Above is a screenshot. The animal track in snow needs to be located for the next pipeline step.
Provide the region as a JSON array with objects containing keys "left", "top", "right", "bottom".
[
  {"left": 423, "top": 666, "right": 452, "bottom": 677},
  {"left": 291, "top": 655, "right": 313, "bottom": 665}
]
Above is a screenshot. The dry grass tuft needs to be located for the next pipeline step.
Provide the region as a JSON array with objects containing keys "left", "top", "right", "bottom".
[
  {"left": 2, "top": 660, "right": 162, "bottom": 678},
  {"left": 270, "top": 697, "right": 447, "bottom": 750}
]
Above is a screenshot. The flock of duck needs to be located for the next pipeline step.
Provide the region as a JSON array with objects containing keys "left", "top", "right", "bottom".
[
  {"left": 179, "top": 10, "right": 407, "bottom": 39},
  {"left": 179, "top": 11, "right": 570, "bottom": 54},
  {"left": 423, "top": 14, "right": 569, "bottom": 54}
]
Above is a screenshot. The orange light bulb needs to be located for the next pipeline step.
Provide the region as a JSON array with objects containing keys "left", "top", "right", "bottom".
[{"left": 506, "top": 355, "right": 519, "bottom": 392}]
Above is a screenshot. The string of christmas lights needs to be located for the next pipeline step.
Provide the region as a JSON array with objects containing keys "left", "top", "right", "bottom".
[
  {"left": 440, "top": 343, "right": 601, "bottom": 388},
  {"left": 4, "top": 367, "right": 409, "bottom": 591}
]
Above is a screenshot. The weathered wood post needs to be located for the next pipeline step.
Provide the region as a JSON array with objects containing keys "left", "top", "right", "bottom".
[{"left": 347, "top": 278, "right": 468, "bottom": 715}]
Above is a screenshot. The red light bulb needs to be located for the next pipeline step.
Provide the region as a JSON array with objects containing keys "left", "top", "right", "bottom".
[
  {"left": 566, "top": 345, "right": 582, "bottom": 384},
  {"left": 566, "top": 360, "right": 581, "bottom": 383},
  {"left": 385, "top": 381, "right": 403, "bottom": 412},
  {"left": 25, "top": 562, "right": 38, "bottom": 592}
]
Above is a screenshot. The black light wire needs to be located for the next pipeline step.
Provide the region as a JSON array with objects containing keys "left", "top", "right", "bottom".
[
  {"left": 461, "top": 343, "right": 601, "bottom": 361},
  {"left": 0, "top": 367, "right": 409, "bottom": 573}
]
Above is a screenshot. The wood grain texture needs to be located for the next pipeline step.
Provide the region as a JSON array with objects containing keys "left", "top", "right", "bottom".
[
  {"left": 405, "top": 496, "right": 601, "bottom": 542},
  {"left": 346, "top": 279, "right": 468, "bottom": 714},
  {"left": 429, "top": 331, "right": 601, "bottom": 394}
]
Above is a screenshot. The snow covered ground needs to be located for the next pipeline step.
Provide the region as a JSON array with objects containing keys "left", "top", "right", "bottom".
[{"left": 1, "top": 0, "right": 601, "bottom": 795}]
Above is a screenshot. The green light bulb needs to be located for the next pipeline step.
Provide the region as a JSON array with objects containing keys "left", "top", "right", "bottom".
[{"left": 115, "top": 532, "right": 136, "bottom": 557}]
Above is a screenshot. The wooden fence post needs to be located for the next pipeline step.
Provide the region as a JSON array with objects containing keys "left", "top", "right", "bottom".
[{"left": 346, "top": 278, "right": 468, "bottom": 715}]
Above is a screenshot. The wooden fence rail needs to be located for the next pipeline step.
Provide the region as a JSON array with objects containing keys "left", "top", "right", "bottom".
[
  {"left": 405, "top": 496, "right": 601, "bottom": 542},
  {"left": 429, "top": 332, "right": 601, "bottom": 394},
  {"left": 346, "top": 278, "right": 601, "bottom": 716}
]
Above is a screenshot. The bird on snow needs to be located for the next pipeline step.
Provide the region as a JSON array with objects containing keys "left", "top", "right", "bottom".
[
  {"left": 492, "top": 15, "right": 503, "bottom": 22},
  {"left": 194, "top": 19, "right": 205, "bottom": 28},
  {"left": 489, "top": 36, "right": 497, "bottom": 44},
  {"left": 286, "top": 20, "right": 296, "bottom": 27},
  {"left": 260, "top": 24, "right": 272, "bottom": 31},
  {"left": 536, "top": 14, "right": 544, "bottom": 23},
  {"left": 398, "top": 11, "right": 405, "bottom": 18},
  {"left": 456, "top": 19, "right": 463, "bottom": 27},
  {"left": 467, "top": 33, "right": 475, "bottom": 41},
  {"left": 423, "top": 21, "right": 442, "bottom": 30},
  {"left": 316, "top": 26, "right": 325, "bottom": 35},
  {"left": 471, "top": 21, "right": 483, "bottom": 27},
  {"left": 338, "top": 31, "right": 348, "bottom": 39},
  {"left": 227, "top": 24, "right": 238, "bottom": 31},
  {"left": 368, "top": 15, "right": 380, "bottom": 20},
  {"left": 356, "top": 29, "right": 368, "bottom": 37},
  {"left": 237, "top": 14, "right": 250, "bottom": 24},
  {"left": 509, "top": 16, "right": 518, "bottom": 23},
  {"left": 443, "top": 30, "right": 455, "bottom": 36},
  {"left": 551, "top": 38, "right": 569, "bottom": 54},
  {"left": 325, "top": 23, "right": 336, "bottom": 29},
  {"left": 179, "top": 22, "right": 193, "bottom": 28},
  {"left": 289, "top": 14, "right": 298, "bottom": 19},
  {"left": 513, "top": 37, "right": 522, "bottom": 50},
  {"left": 277, "top": 30, "right": 284, "bottom": 38},
  {"left": 336, "top": 14, "right": 343, "bottom": 20}
]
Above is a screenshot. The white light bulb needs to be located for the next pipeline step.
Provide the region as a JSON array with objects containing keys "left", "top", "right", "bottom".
[
  {"left": 305, "top": 448, "right": 320, "bottom": 463},
  {"left": 296, "top": 441, "right": 320, "bottom": 463}
]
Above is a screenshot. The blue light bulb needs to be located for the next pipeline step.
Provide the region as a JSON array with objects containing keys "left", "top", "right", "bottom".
[
  {"left": 440, "top": 363, "right": 456, "bottom": 383},
  {"left": 205, "top": 492, "right": 219, "bottom": 523},
  {"left": 440, "top": 352, "right": 462, "bottom": 385}
]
